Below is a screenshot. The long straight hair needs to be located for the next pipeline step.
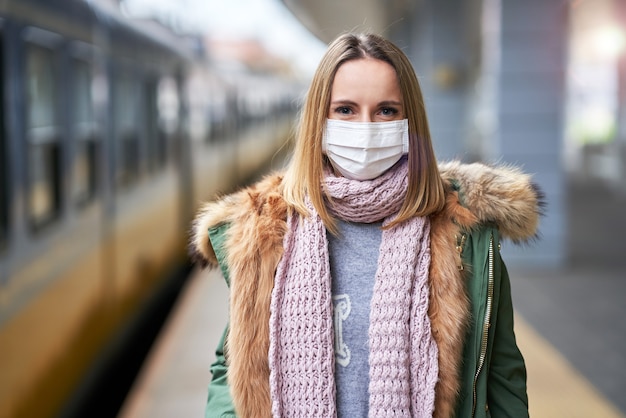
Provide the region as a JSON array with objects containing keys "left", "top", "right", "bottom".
[{"left": 282, "top": 33, "right": 445, "bottom": 233}]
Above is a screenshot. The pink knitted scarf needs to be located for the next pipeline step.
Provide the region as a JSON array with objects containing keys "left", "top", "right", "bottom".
[{"left": 268, "top": 160, "right": 439, "bottom": 417}]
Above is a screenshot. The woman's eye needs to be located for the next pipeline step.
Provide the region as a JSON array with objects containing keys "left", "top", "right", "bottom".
[
  {"left": 380, "top": 107, "right": 398, "bottom": 116},
  {"left": 335, "top": 106, "right": 352, "bottom": 115}
]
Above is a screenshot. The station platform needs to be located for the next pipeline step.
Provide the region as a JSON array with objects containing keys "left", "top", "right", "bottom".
[{"left": 118, "top": 262, "right": 625, "bottom": 418}]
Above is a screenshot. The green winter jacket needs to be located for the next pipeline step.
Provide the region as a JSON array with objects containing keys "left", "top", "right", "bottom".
[
  {"left": 191, "top": 162, "right": 538, "bottom": 418},
  {"left": 455, "top": 226, "right": 529, "bottom": 417}
]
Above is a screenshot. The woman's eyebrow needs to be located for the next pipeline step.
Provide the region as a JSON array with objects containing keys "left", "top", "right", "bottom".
[
  {"left": 330, "top": 99, "right": 358, "bottom": 106},
  {"left": 329, "top": 100, "right": 403, "bottom": 106},
  {"left": 378, "top": 100, "right": 403, "bottom": 107}
]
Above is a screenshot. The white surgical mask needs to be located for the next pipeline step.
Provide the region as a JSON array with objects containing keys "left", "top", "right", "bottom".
[{"left": 322, "top": 118, "right": 409, "bottom": 181}]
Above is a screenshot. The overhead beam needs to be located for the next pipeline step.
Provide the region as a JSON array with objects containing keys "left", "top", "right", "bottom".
[{"left": 281, "top": 0, "right": 412, "bottom": 43}]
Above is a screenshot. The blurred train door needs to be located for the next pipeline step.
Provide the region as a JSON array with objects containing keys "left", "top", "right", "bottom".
[{"left": 157, "top": 74, "right": 193, "bottom": 231}]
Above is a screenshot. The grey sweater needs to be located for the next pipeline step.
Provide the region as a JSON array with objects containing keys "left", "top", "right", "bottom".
[{"left": 329, "top": 219, "right": 383, "bottom": 418}]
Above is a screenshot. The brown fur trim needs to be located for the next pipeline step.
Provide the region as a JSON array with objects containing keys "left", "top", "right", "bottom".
[
  {"left": 429, "top": 193, "right": 472, "bottom": 418},
  {"left": 439, "top": 161, "right": 543, "bottom": 242},
  {"left": 189, "top": 174, "right": 285, "bottom": 267},
  {"left": 189, "top": 201, "right": 221, "bottom": 267},
  {"left": 223, "top": 176, "right": 287, "bottom": 418}
]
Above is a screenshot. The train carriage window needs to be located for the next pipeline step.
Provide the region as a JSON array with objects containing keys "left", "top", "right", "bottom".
[
  {"left": 71, "top": 59, "right": 98, "bottom": 205},
  {"left": 157, "top": 77, "right": 179, "bottom": 162},
  {"left": 144, "top": 80, "right": 165, "bottom": 172},
  {"left": 26, "top": 44, "right": 62, "bottom": 230},
  {"left": 157, "top": 77, "right": 180, "bottom": 158},
  {"left": 113, "top": 73, "right": 139, "bottom": 187}
]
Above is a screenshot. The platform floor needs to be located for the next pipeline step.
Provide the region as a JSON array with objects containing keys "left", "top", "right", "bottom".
[
  {"left": 118, "top": 263, "right": 625, "bottom": 418},
  {"left": 117, "top": 267, "right": 228, "bottom": 418}
]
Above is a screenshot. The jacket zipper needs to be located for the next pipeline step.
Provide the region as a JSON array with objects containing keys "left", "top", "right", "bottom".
[
  {"left": 472, "top": 233, "right": 495, "bottom": 417},
  {"left": 455, "top": 233, "right": 467, "bottom": 270}
]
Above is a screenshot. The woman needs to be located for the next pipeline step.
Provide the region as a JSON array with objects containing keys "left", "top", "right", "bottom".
[{"left": 191, "top": 32, "right": 540, "bottom": 418}]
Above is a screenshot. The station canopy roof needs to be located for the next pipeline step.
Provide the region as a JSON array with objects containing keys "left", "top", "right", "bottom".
[{"left": 281, "top": 0, "right": 412, "bottom": 44}]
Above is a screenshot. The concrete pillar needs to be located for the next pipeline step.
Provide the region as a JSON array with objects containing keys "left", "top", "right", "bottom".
[
  {"left": 397, "top": 0, "right": 567, "bottom": 267},
  {"left": 402, "top": 0, "right": 476, "bottom": 161},
  {"left": 491, "top": 0, "right": 567, "bottom": 267}
]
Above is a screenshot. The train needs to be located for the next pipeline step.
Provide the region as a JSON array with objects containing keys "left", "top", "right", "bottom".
[{"left": 0, "top": 0, "right": 302, "bottom": 417}]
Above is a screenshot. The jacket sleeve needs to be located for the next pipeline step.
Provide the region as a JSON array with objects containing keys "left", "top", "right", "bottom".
[
  {"left": 205, "top": 224, "right": 237, "bottom": 417},
  {"left": 487, "top": 256, "right": 529, "bottom": 417},
  {"left": 205, "top": 325, "right": 237, "bottom": 418}
]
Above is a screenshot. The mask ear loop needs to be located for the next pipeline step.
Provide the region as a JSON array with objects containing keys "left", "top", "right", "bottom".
[
  {"left": 321, "top": 124, "right": 329, "bottom": 153},
  {"left": 401, "top": 119, "right": 410, "bottom": 154}
]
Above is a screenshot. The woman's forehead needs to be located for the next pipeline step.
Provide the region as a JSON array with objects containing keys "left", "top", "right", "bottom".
[{"left": 331, "top": 59, "right": 401, "bottom": 101}]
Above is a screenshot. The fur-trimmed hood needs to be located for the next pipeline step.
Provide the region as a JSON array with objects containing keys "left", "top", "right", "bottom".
[
  {"left": 190, "top": 161, "right": 543, "bottom": 418},
  {"left": 437, "top": 161, "right": 543, "bottom": 242}
]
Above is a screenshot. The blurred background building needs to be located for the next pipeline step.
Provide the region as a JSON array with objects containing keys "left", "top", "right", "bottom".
[{"left": 1, "top": 0, "right": 625, "bottom": 417}]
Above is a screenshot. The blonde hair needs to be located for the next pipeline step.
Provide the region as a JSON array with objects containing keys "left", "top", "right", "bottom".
[{"left": 282, "top": 33, "right": 445, "bottom": 233}]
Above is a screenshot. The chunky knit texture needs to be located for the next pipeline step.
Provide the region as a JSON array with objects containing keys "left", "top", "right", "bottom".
[{"left": 268, "top": 160, "right": 438, "bottom": 417}]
